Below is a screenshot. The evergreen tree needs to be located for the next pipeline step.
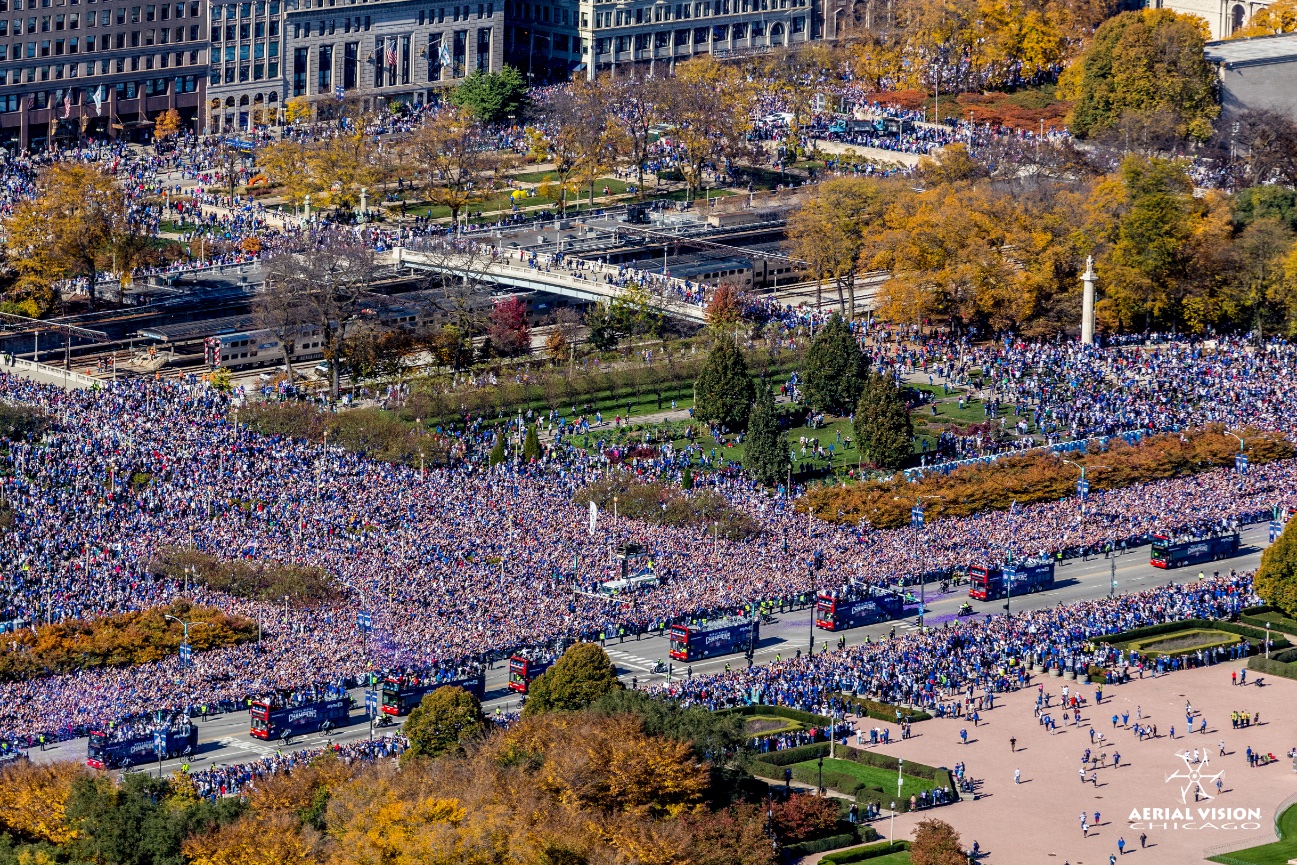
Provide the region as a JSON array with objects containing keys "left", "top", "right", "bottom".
[
  {"left": 743, "top": 384, "right": 790, "bottom": 487},
  {"left": 854, "top": 372, "right": 914, "bottom": 470},
  {"left": 522, "top": 423, "right": 542, "bottom": 462},
  {"left": 488, "top": 434, "right": 507, "bottom": 466},
  {"left": 693, "top": 340, "right": 756, "bottom": 431},
  {"left": 681, "top": 464, "right": 694, "bottom": 490},
  {"left": 1256, "top": 517, "right": 1297, "bottom": 618},
  {"left": 802, "top": 314, "right": 868, "bottom": 415}
]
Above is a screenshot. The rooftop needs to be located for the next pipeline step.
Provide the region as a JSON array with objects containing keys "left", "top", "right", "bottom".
[{"left": 1204, "top": 32, "right": 1297, "bottom": 67}]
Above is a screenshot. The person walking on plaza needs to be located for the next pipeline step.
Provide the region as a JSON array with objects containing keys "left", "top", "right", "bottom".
[{"left": 1117, "top": 837, "right": 1126, "bottom": 855}]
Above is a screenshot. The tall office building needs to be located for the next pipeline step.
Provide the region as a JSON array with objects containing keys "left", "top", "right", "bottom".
[
  {"left": 0, "top": 0, "right": 208, "bottom": 147},
  {"left": 505, "top": 0, "right": 820, "bottom": 80},
  {"left": 286, "top": 0, "right": 503, "bottom": 114},
  {"left": 207, "top": 0, "right": 285, "bottom": 130}
]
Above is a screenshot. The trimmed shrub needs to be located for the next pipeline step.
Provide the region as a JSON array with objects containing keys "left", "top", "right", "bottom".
[
  {"left": 0, "top": 600, "right": 257, "bottom": 681},
  {"left": 1247, "top": 656, "right": 1297, "bottom": 681},
  {"left": 718, "top": 705, "right": 833, "bottom": 726},
  {"left": 821, "top": 841, "right": 910, "bottom": 864},
  {"left": 839, "top": 694, "right": 932, "bottom": 723},
  {"left": 1240, "top": 605, "right": 1297, "bottom": 637},
  {"left": 783, "top": 827, "right": 879, "bottom": 858},
  {"left": 800, "top": 426, "right": 1292, "bottom": 528}
]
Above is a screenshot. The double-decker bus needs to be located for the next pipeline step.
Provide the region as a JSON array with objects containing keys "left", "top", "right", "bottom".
[
  {"left": 87, "top": 712, "right": 196, "bottom": 769},
  {"left": 379, "top": 670, "right": 487, "bottom": 715},
  {"left": 968, "top": 560, "right": 1055, "bottom": 601},
  {"left": 249, "top": 694, "right": 351, "bottom": 739},
  {"left": 1150, "top": 532, "right": 1240, "bottom": 569},
  {"left": 815, "top": 589, "right": 905, "bottom": 631},
  {"left": 668, "top": 616, "right": 759, "bottom": 662},
  {"left": 507, "top": 656, "right": 554, "bottom": 694}
]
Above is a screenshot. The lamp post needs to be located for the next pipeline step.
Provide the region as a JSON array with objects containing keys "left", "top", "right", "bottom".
[
  {"left": 1062, "top": 460, "right": 1108, "bottom": 551},
  {"left": 890, "top": 800, "right": 897, "bottom": 843},
  {"left": 1266, "top": 622, "right": 1271, "bottom": 659},
  {"left": 817, "top": 754, "right": 824, "bottom": 796},
  {"left": 163, "top": 615, "right": 209, "bottom": 667},
  {"left": 898, "top": 495, "right": 943, "bottom": 628},
  {"left": 1226, "top": 431, "right": 1247, "bottom": 488}
]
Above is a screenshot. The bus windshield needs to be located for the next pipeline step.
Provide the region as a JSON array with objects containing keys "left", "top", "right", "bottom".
[
  {"left": 668, "top": 632, "right": 688, "bottom": 653},
  {"left": 816, "top": 600, "right": 835, "bottom": 624}
]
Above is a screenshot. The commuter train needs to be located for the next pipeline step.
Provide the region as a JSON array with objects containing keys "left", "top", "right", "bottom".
[{"left": 204, "top": 325, "right": 326, "bottom": 371}]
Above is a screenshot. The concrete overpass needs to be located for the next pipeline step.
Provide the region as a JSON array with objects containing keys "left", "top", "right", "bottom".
[{"left": 388, "top": 246, "right": 710, "bottom": 324}]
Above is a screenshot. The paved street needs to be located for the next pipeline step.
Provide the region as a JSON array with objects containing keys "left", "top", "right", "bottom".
[{"left": 30, "top": 523, "right": 1271, "bottom": 776}]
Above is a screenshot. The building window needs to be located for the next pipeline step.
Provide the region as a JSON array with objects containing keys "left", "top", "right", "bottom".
[{"left": 316, "top": 41, "right": 330, "bottom": 88}]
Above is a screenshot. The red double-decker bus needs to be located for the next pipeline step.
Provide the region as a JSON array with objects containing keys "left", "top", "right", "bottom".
[{"left": 508, "top": 655, "right": 553, "bottom": 693}]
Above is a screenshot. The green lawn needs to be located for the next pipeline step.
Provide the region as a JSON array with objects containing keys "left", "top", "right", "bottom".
[
  {"left": 1209, "top": 803, "right": 1297, "bottom": 865},
  {"left": 791, "top": 757, "right": 934, "bottom": 802},
  {"left": 859, "top": 852, "right": 911, "bottom": 865}
]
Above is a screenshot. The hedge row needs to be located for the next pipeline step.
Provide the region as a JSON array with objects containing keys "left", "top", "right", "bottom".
[
  {"left": 573, "top": 476, "right": 760, "bottom": 540},
  {"left": 821, "top": 841, "right": 910, "bottom": 864},
  {"left": 1240, "top": 606, "right": 1297, "bottom": 637},
  {"left": 1104, "top": 619, "right": 1292, "bottom": 653},
  {"left": 1246, "top": 656, "right": 1297, "bottom": 681},
  {"left": 150, "top": 546, "right": 341, "bottom": 604},
  {"left": 799, "top": 426, "right": 1293, "bottom": 528},
  {"left": 783, "top": 827, "right": 879, "bottom": 858},
  {"left": 839, "top": 694, "right": 932, "bottom": 724},
  {"left": 0, "top": 600, "right": 257, "bottom": 681},
  {"left": 719, "top": 705, "right": 833, "bottom": 726},
  {"left": 750, "top": 743, "right": 958, "bottom": 811}
]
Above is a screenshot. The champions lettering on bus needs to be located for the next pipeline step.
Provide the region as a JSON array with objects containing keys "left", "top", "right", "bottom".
[
  {"left": 967, "top": 560, "right": 1055, "bottom": 601},
  {"left": 87, "top": 712, "right": 196, "bottom": 769},
  {"left": 1150, "top": 531, "right": 1240, "bottom": 569},
  {"left": 668, "top": 615, "right": 758, "bottom": 662},
  {"left": 815, "top": 588, "right": 904, "bottom": 631},
  {"left": 249, "top": 692, "right": 351, "bottom": 739}
]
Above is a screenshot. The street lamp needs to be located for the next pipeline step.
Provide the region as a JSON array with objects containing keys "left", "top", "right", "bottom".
[
  {"left": 890, "top": 800, "right": 897, "bottom": 843},
  {"left": 897, "top": 495, "right": 943, "bottom": 628},
  {"left": 817, "top": 754, "right": 825, "bottom": 796},
  {"left": 1226, "top": 430, "right": 1247, "bottom": 487},
  {"left": 163, "top": 615, "right": 209, "bottom": 667},
  {"left": 1062, "top": 459, "right": 1108, "bottom": 553},
  {"left": 1266, "top": 622, "right": 1272, "bottom": 659}
]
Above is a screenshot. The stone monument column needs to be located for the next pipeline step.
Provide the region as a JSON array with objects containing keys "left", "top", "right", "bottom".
[{"left": 1080, "top": 255, "right": 1097, "bottom": 345}]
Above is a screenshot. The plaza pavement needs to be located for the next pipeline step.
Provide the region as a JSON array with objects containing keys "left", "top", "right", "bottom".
[{"left": 815, "top": 659, "right": 1297, "bottom": 864}]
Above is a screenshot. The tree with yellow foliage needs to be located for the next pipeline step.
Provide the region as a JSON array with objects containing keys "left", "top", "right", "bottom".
[
  {"left": 2, "top": 163, "right": 129, "bottom": 312},
  {"left": 661, "top": 57, "right": 754, "bottom": 201},
  {"left": 284, "top": 95, "right": 312, "bottom": 124},
  {"left": 153, "top": 108, "right": 183, "bottom": 141},
  {"left": 1234, "top": 0, "right": 1297, "bottom": 36},
  {"left": 1060, "top": 9, "right": 1219, "bottom": 141},
  {"left": 0, "top": 759, "right": 86, "bottom": 845},
  {"left": 256, "top": 140, "right": 311, "bottom": 206},
  {"left": 787, "top": 177, "right": 892, "bottom": 317},
  {"left": 403, "top": 107, "right": 509, "bottom": 226}
]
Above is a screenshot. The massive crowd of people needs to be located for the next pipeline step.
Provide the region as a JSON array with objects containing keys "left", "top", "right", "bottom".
[{"left": 0, "top": 325, "right": 1294, "bottom": 747}]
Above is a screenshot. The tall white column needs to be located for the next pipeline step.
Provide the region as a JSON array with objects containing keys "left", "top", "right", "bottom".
[{"left": 1080, "top": 255, "right": 1097, "bottom": 345}]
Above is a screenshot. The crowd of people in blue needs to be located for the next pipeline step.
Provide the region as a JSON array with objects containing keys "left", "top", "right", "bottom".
[{"left": 0, "top": 322, "right": 1293, "bottom": 764}]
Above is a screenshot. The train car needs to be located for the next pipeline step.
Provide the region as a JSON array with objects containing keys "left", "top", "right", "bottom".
[
  {"left": 1150, "top": 532, "right": 1240, "bottom": 569},
  {"left": 203, "top": 325, "right": 325, "bottom": 371}
]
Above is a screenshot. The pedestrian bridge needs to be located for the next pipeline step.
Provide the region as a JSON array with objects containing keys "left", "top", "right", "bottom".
[{"left": 387, "top": 246, "right": 710, "bottom": 324}]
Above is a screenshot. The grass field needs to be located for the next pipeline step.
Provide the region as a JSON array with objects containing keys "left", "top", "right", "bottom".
[
  {"left": 791, "top": 757, "right": 935, "bottom": 802},
  {"left": 1210, "top": 803, "right": 1297, "bottom": 865}
]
